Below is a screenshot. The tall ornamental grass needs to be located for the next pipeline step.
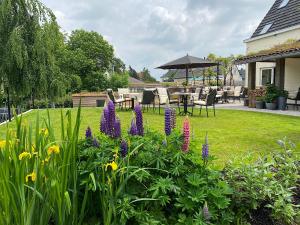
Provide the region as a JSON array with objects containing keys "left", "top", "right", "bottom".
[{"left": 0, "top": 108, "right": 83, "bottom": 225}]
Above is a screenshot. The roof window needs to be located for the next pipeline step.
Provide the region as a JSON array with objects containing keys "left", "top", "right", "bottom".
[
  {"left": 278, "top": 0, "right": 289, "bottom": 8},
  {"left": 259, "top": 23, "right": 273, "bottom": 35}
]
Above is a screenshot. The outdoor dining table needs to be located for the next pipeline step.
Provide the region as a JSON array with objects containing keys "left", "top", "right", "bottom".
[
  {"left": 171, "top": 92, "right": 193, "bottom": 116},
  {"left": 127, "top": 93, "right": 142, "bottom": 109}
]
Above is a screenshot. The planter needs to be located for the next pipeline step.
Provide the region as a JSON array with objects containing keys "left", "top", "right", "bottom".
[
  {"left": 265, "top": 102, "right": 277, "bottom": 110},
  {"left": 277, "top": 96, "right": 287, "bottom": 110},
  {"left": 255, "top": 101, "right": 265, "bottom": 109}
]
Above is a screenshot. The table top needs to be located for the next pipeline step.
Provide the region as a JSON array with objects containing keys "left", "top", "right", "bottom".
[{"left": 171, "top": 92, "right": 192, "bottom": 96}]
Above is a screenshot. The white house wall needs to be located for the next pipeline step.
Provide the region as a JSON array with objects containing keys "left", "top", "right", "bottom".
[
  {"left": 284, "top": 58, "right": 300, "bottom": 92},
  {"left": 245, "top": 62, "right": 276, "bottom": 88},
  {"left": 246, "top": 28, "right": 300, "bottom": 54}
]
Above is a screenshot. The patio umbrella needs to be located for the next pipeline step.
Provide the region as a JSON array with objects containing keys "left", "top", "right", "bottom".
[{"left": 157, "top": 54, "right": 218, "bottom": 85}]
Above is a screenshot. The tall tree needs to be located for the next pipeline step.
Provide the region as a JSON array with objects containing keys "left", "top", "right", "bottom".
[
  {"left": 63, "top": 30, "right": 114, "bottom": 91},
  {"left": 0, "top": 0, "right": 62, "bottom": 114}
]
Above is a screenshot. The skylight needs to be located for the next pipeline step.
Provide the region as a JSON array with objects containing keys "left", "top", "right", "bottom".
[
  {"left": 278, "top": 0, "right": 289, "bottom": 8},
  {"left": 259, "top": 23, "right": 273, "bottom": 35}
]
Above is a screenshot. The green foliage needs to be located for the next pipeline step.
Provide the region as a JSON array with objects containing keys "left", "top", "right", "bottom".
[
  {"left": 109, "top": 72, "right": 129, "bottom": 90},
  {"left": 264, "top": 84, "right": 280, "bottom": 103},
  {"left": 77, "top": 130, "right": 234, "bottom": 224},
  {"left": 140, "top": 68, "right": 157, "bottom": 83},
  {"left": 225, "top": 139, "right": 300, "bottom": 224},
  {"left": 0, "top": 107, "right": 82, "bottom": 225}
]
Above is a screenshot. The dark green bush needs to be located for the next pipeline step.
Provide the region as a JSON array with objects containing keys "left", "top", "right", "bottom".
[
  {"left": 78, "top": 130, "right": 234, "bottom": 225},
  {"left": 224, "top": 139, "right": 300, "bottom": 224}
]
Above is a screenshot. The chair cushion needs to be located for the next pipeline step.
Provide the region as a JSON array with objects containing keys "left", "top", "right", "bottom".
[
  {"left": 115, "top": 99, "right": 124, "bottom": 103},
  {"left": 193, "top": 100, "right": 206, "bottom": 105}
]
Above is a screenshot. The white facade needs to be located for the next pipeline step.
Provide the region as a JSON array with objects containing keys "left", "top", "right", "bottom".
[{"left": 245, "top": 26, "right": 300, "bottom": 92}]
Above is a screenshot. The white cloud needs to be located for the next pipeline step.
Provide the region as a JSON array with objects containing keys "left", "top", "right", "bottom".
[{"left": 41, "top": 0, "right": 274, "bottom": 79}]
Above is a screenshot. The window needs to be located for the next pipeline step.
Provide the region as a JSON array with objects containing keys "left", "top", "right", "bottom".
[
  {"left": 259, "top": 23, "right": 273, "bottom": 35},
  {"left": 279, "top": 0, "right": 289, "bottom": 8},
  {"left": 261, "top": 68, "right": 274, "bottom": 86}
]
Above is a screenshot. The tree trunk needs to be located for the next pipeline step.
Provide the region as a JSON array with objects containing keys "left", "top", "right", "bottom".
[{"left": 6, "top": 88, "right": 11, "bottom": 122}]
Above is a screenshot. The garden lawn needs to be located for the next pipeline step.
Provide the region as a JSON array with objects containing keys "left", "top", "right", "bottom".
[{"left": 0, "top": 108, "right": 299, "bottom": 166}]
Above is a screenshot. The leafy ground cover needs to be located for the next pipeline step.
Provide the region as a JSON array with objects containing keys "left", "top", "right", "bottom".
[{"left": 1, "top": 108, "right": 299, "bottom": 166}]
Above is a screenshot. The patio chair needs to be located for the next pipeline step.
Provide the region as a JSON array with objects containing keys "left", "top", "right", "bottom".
[
  {"left": 107, "top": 89, "right": 130, "bottom": 109},
  {"left": 156, "top": 88, "right": 169, "bottom": 114},
  {"left": 139, "top": 90, "right": 156, "bottom": 112},
  {"left": 287, "top": 88, "right": 300, "bottom": 110},
  {"left": 191, "top": 88, "right": 202, "bottom": 100},
  {"left": 118, "top": 88, "right": 130, "bottom": 99},
  {"left": 228, "top": 86, "right": 242, "bottom": 102},
  {"left": 192, "top": 89, "right": 217, "bottom": 117}
]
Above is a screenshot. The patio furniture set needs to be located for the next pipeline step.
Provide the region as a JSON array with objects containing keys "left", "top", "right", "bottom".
[{"left": 107, "top": 86, "right": 244, "bottom": 117}]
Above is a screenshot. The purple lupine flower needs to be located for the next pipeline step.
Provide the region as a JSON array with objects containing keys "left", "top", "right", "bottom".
[
  {"left": 100, "top": 114, "right": 107, "bottom": 134},
  {"left": 113, "top": 118, "right": 121, "bottom": 138},
  {"left": 85, "top": 126, "right": 92, "bottom": 139},
  {"left": 93, "top": 138, "right": 100, "bottom": 148},
  {"left": 203, "top": 202, "right": 211, "bottom": 221},
  {"left": 129, "top": 119, "right": 138, "bottom": 136},
  {"left": 120, "top": 139, "right": 128, "bottom": 157},
  {"left": 103, "top": 107, "right": 110, "bottom": 135},
  {"left": 171, "top": 108, "right": 176, "bottom": 129},
  {"left": 182, "top": 118, "right": 190, "bottom": 153},
  {"left": 107, "top": 101, "right": 116, "bottom": 136},
  {"left": 134, "top": 104, "right": 144, "bottom": 136},
  {"left": 202, "top": 134, "right": 209, "bottom": 161},
  {"left": 165, "top": 108, "right": 172, "bottom": 136}
]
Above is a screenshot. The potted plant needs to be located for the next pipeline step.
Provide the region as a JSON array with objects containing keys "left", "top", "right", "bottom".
[
  {"left": 277, "top": 89, "right": 289, "bottom": 110},
  {"left": 255, "top": 96, "right": 265, "bottom": 109},
  {"left": 264, "top": 85, "right": 279, "bottom": 110}
]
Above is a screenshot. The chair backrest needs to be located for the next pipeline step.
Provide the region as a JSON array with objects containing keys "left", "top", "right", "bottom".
[
  {"left": 194, "top": 88, "right": 203, "bottom": 100},
  {"left": 141, "top": 90, "right": 155, "bottom": 105},
  {"left": 118, "top": 88, "right": 129, "bottom": 95},
  {"left": 156, "top": 88, "right": 168, "bottom": 104},
  {"left": 296, "top": 88, "right": 300, "bottom": 100},
  {"left": 234, "top": 86, "right": 242, "bottom": 97},
  {"left": 107, "top": 89, "right": 116, "bottom": 103},
  {"left": 206, "top": 89, "right": 217, "bottom": 106}
]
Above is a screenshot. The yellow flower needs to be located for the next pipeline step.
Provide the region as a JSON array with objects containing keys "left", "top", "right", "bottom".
[
  {"left": 41, "top": 157, "right": 50, "bottom": 165},
  {"left": 40, "top": 128, "right": 49, "bottom": 136},
  {"left": 47, "top": 145, "right": 60, "bottom": 155},
  {"left": 106, "top": 161, "right": 118, "bottom": 171},
  {"left": 0, "top": 140, "right": 6, "bottom": 149},
  {"left": 19, "top": 152, "right": 31, "bottom": 160},
  {"left": 25, "top": 172, "right": 36, "bottom": 183}
]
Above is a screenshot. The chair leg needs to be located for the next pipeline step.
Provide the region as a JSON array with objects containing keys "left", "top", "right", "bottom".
[
  {"left": 199, "top": 105, "right": 202, "bottom": 115},
  {"left": 206, "top": 106, "right": 208, "bottom": 117},
  {"left": 159, "top": 104, "right": 161, "bottom": 114},
  {"left": 213, "top": 105, "right": 216, "bottom": 117},
  {"left": 191, "top": 104, "right": 194, "bottom": 116}
]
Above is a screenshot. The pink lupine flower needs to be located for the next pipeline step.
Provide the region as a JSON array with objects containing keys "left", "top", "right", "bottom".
[{"left": 182, "top": 117, "right": 190, "bottom": 153}]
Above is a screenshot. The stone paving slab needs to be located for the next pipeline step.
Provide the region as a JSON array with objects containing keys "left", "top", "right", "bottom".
[{"left": 215, "top": 103, "right": 300, "bottom": 117}]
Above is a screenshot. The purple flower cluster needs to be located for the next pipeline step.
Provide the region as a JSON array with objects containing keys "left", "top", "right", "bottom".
[
  {"left": 129, "top": 118, "right": 138, "bottom": 136},
  {"left": 171, "top": 108, "right": 176, "bottom": 129},
  {"left": 134, "top": 104, "right": 144, "bottom": 136},
  {"left": 203, "top": 202, "right": 211, "bottom": 221},
  {"left": 182, "top": 118, "right": 190, "bottom": 153},
  {"left": 93, "top": 138, "right": 100, "bottom": 148},
  {"left": 85, "top": 126, "right": 92, "bottom": 139},
  {"left": 99, "top": 100, "right": 121, "bottom": 138},
  {"left": 120, "top": 139, "right": 128, "bottom": 157},
  {"left": 202, "top": 134, "right": 209, "bottom": 161},
  {"left": 165, "top": 108, "right": 177, "bottom": 136},
  {"left": 165, "top": 108, "right": 172, "bottom": 136}
]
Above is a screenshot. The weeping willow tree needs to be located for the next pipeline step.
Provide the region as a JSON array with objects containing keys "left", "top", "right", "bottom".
[{"left": 0, "top": 0, "right": 65, "bottom": 118}]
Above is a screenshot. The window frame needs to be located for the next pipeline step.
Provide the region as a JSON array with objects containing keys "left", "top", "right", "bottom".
[{"left": 260, "top": 68, "right": 274, "bottom": 86}]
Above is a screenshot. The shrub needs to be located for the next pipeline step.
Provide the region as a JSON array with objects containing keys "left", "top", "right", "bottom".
[{"left": 224, "top": 139, "right": 300, "bottom": 224}]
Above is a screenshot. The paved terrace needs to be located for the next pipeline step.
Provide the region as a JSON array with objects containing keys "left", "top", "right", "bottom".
[{"left": 215, "top": 103, "right": 300, "bottom": 117}]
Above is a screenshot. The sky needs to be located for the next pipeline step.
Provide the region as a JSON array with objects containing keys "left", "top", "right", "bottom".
[{"left": 41, "top": 0, "right": 275, "bottom": 79}]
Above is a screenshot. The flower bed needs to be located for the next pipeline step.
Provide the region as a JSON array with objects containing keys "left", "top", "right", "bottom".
[{"left": 0, "top": 102, "right": 299, "bottom": 225}]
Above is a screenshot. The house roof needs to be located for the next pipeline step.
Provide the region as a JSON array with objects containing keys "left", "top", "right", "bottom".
[
  {"left": 129, "top": 76, "right": 144, "bottom": 84},
  {"left": 235, "top": 41, "right": 300, "bottom": 64},
  {"left": 251, "top": 0, "right": 300, "bottom": 39}
]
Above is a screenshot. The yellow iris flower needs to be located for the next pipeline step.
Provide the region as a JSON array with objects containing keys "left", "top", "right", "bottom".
[
  {"left": 19, "top": 152, "right": 32, "bottom": 160},
  {"left": 26, "top": 172, "right": 36, "bottom": 183},
  {"left": 106, "top": 161, "right": 118, "bottom": 171},
  {"left": 40, "top": 128, "right": 49, "bottom": 136},
  {"left": 47, "top": 145, "right": 60, "bottom": 155},
  {"left": 0, "top": 140, "right": 6, "bottom": 149}
]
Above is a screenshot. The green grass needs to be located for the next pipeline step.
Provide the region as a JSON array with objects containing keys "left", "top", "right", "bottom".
[{"left": 1, "top": 108, "right": 300, "bottom": 165}]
